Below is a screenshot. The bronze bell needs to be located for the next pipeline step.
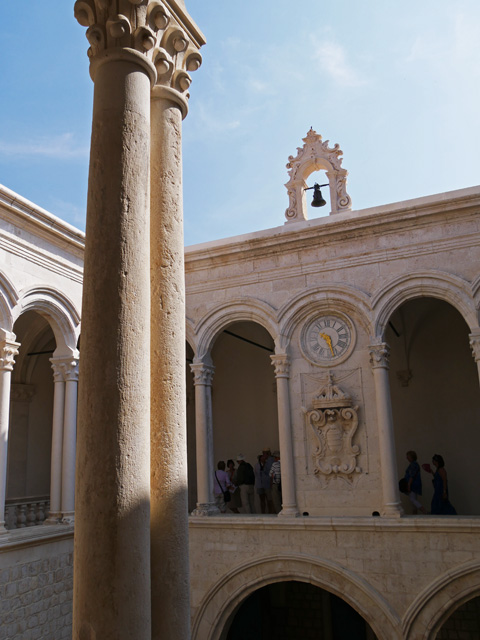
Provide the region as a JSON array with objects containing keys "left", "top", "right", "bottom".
[{"left": 311, "top": 183, "right": 327, "bottom": 207}]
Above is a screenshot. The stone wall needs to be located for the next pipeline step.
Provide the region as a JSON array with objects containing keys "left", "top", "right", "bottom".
[{"left": 0, "top": 530, "right": 73, "bottom": 640}]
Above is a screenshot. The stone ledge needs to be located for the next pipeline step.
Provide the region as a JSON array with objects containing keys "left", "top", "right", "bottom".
[
  {"left": 0, "top": 524, "right": 74, "bottom": 552},
  {"left": 188, "top": 514, "right": 480, "bottom": 534}
]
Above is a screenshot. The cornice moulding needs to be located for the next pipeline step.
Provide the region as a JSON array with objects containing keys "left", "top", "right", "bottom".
[
  {"left": 0, "top": 185, "right": 85, "bottom": 252},
  {"left": 185, "top": 186, "right": 480, "bottom": 269}
]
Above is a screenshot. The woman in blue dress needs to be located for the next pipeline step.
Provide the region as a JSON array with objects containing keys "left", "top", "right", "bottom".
[{"left": 427, "top": 454, "right": 457, "bottom": 515}]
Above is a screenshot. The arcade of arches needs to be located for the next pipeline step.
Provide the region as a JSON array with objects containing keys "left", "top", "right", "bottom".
[{"left": 2, "top": 179, "right": 480, "bottom": 638}]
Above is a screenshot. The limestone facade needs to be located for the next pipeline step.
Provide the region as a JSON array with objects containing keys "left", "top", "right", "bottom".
[{"left": 1, "top": 175, "right": 480, "bottom": 637}]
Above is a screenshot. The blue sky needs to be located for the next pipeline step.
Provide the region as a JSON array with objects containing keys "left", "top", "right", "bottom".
[{"left": 1, "top": 1, "right": 479, "bottom": 245}]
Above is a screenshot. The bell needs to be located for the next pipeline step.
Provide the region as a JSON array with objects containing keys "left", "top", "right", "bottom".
[{"left": 311, "top": 183, "right": 327, "bottom": 207}]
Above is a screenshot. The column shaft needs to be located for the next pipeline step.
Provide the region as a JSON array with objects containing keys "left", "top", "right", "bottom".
[
  {"left": 369, "top": 344, "right": 403, "bottom": 517},
  {"left": 150, "top": 92, "right": 190, "bottom": 639},
  {"left": 0, "top": 335, "right": 19, "bottom": 534},
  {"left": 190, "top": 362, "right": 218, "bottom": 515},
  {"left": 271, "top": 355, "right": 299, "bottom": 517},
  {"left": 61, "top": 371, "right": 78, "bottom": 521},
  {"left": 74, "top": 57, "right": 152, "bottom": 639},
  {"left": 46, "top": 363, "right": 65, "bottom": 523}
]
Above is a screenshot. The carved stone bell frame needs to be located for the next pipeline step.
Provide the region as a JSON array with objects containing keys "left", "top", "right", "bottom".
[{"left": 285, "top": 128, "right": 352, "bottom": 222}]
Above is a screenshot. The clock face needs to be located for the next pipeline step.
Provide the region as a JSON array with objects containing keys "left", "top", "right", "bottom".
[{"left": 302, "top": 314, "right": 355, "bottom": 365}]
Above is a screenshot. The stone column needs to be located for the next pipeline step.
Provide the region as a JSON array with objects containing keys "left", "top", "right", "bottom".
[
  {"left": 271, "top": 354, "right": 299, "bottom": 517},
  {"left": 61, "top": 358, "right": 79, "bottom": 524},
  {"left": 469, "top": 330, "right": 480, "bottom": 384},
  {"left": 73, "top": 3, "right": 161, "bottom": 637},
  {"left": 0, "top": 331, "right": 19, "bottom": 534},
  {"left": 148, "top": 9, "right": 204, "bottom": 639},
  {"left": 190, "top": 360, "right": 219, "bottom": 516},
  {"left": 46, "top": 359, "right": 66, "bottom": 524},
  {"left": 369, "top": 343, "right": 403, "bottom": 517}
]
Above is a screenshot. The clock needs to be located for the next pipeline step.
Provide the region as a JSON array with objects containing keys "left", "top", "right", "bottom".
[{"left": 301, "top": 313, "right": 355, "bottom": 365}]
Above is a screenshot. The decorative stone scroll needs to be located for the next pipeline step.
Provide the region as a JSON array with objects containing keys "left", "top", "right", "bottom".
[
  {"left": 74, "top": 0, "right": 204, "bottom": 103},
  {"left": 304, "top": 372, "right": 361, "bottom": 486},
  {"left": 285, "top": 128, "right": 352, "bottom": 222}
]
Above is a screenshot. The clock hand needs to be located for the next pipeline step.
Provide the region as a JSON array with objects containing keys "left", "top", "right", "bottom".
[{"left": 319, "top": 332, "right": 335, "bottom": 357}]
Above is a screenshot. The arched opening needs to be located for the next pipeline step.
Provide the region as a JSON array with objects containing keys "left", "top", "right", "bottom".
[
  {"left": 223, "top": 581, "right": 377, "bottom": 640},
  {"left": 5, "top": 310, "right": 56, "bottom": 528},
  {"left": 385, "top": 297, "right": 480, "bottom": 515},
  {"left": 211, "top": 321, "right": 278, "bottom": 513},
  {"left": 436, "top": 595, "right": 480, "bottom": 639},
  {"left": 186, "top": 340, "right": 197, "bottom": 513}
]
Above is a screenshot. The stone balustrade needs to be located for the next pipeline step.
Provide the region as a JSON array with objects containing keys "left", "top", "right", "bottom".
[{"left": 4, "top": 496, "right": 50, "bottom": 530}]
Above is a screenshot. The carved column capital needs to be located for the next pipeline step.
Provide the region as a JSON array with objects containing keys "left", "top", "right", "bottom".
[
  {"left": 0, "top": 338, "right": 19, "bottom": 372},
  {"left": 50, "top": 357, "right": 80, "bottom": 382},
  {"left": 75, "top": 0, "right": 205, "bottom": 101},
  {"left": 369, "top": 343, "right": 391, "bottom": 370},
  {"left": 190, "top": 361, "right": 215, "bottom": 386},
  {"left": 270, "top": 354, "right": 290, "bottom": 378},
  {"left": 469, "top": 330, "right": 480, "bottom": 362}
]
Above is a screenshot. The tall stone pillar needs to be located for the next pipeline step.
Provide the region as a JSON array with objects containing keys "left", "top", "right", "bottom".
[
  {"left": 148, "top": 6, "right": 204, "bottom": 638},
  {"left": 369, "top": 343, "right": 403, "bottom": 517},
  {"left": 0, "top": 331, "right": 19, "bottom": 534},
  {"left": 61, "top": 358, "right": 79, "bottom": 524},
  {"left": 73, "top": 2, "right": 160, "bottom": 637},
  {"left": 190, "top": 360, "right": 219, "bottom": 516},
  {"left": 46, "top": 359, "right": 66, "bottom": 524},
  {"left": 270, "top": 354, "right": 299, "bottom": 517}
]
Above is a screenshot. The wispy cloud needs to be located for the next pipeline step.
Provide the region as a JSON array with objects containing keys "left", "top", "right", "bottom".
[
  {"left": 49, "top": 197, "right": 86, "bottom": 229},
  {"left": 312, "top": 38, "right": 367, "bottom": 87},
  {"left": 0, "top": 133, "right": 89, "bottom": 160}
]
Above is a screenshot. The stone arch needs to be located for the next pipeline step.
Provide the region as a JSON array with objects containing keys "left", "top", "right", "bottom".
[
  {"left": 277, "top": 284, "right": 373, "bottom": 351},
  {"left": 186, "top": 318, "right": 197, "bottom": 356},
  {"left": 0, "top": 269, "right": 19, "bottom": 331},
  {"left": 192, "top": 555, "right": 400, "bottom": 640},
  {"left": 13, "top": 286, "right": 80, "bottom": 357},
  {"left": 403, "top": 560, "right": 480, "bottom": 639},
  {"left": 372, "top": 271, "right": 477, "bottom": 340},
  {"left": 194, "top": 298, "right": 279, "bottom": 361}
]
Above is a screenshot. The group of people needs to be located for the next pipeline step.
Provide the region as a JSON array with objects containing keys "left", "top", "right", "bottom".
[
  {"left": 401, "top": 450, "right": 457, "bottom": 515},
  {"left": 213, "top": 448, "right": 282, "bottom": 514}
]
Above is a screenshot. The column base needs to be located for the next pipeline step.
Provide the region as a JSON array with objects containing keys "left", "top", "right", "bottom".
[
  {"left": 44, "top": 512, "right": 62, "bottom": 525},
  {"left": 60, "top": 511, "right": 75, "bottom": 525},
  {"left": 191, "top": 503, "right": 220, "bottom": 516},
  {"left": 278, "top": 505, "right": 300, "bottom": 518},
  {"left": 381, "top": 502, "right": 404, "bottom": 517}
]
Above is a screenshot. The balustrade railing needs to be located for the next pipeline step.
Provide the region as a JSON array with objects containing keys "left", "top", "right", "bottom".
[{"left": 4, "top": 496, "right": 50, "bottom": 530}]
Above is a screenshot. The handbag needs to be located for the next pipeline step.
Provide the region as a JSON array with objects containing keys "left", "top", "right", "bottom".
[{"left": 215, "top": 472, "right": 231, "bottom": 502}]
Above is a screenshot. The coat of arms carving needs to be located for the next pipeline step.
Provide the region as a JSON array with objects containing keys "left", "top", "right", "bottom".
[{"left": 304, "top": 372, "right": 361, "bottom": 486}]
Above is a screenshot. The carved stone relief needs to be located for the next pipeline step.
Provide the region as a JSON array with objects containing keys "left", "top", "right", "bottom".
[{"left": 303, "top": 371, "right": 362, "bottom": 488}]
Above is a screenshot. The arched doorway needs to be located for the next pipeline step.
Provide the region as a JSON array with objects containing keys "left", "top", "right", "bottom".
[
  {"left": 6, "top": 310, "right": 55, "bottom": 527},
  {"left": 436, "top": 595, "right": 480, "bottom": 639},
  {"left": 211, "top": 320, "right": 277, "bottom": 512},
  {"left": 386, "top": 297, "right": 480, "bottom": 515},
  {"left": 223, "top": 581, "right": 377, "bottom": 640}
]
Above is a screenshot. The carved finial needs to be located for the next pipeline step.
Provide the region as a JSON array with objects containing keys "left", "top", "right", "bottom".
[
  {"left": 312, "top": 371, "right": 352, "bottom": 409},
  {"left": 284, "top": 129, "right": 352, "bottom": 223}
]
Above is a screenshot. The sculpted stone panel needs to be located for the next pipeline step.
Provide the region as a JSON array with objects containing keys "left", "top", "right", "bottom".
[{"left": 303, "top": 371, "right": 363, "bottom": 487}]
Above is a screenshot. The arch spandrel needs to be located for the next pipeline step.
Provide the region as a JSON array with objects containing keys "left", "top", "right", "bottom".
[
  {"left": 192, "top": 555, "right": 401, "bottom": 640},
  {"left": 285, "top": 128, "right": 352, "bottom": 223},
  {"left": 371, "top": 271, "right": 477, "bottom": 340},
  {"left": 276, "top": 284, "right": 373, "bottom": 351}
]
